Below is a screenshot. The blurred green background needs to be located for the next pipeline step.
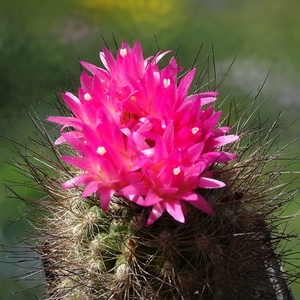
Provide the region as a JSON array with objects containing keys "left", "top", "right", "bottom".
[{"left": 0, "top": 0, "right": 299, "bottom": 299}]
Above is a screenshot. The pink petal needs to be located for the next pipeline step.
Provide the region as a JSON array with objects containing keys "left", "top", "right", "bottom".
[
  {"left": 204, "top": 111, "right": 222, "bottom": 132},
  {"left": 198, "top": 91, "right": 219, "bottom": 106},
  {"left": 198, "top": 177, "right": 226, "bottom": 189},
  {"left": 46, "top": 116, "right": 83, "bottom": 131},
  {"left": 178, "top": 191, "right": 199, "bottom": 202},
  {"left": 100, "top": 47, "right": 117, "bottom": 73},
  {"left": 207, "top": 135, "right": 240, "bottom": 149},
  {"left": 162, "top": 121, "right": 174, "bottom": 151},
  {"left": 56, "top": 131, "right": 84, "bottom": 145},
  {"left": 189, "top": 194, "right": 214, "bottom": 215},
  {"left": 184, "top": 143, "right": 205, "bottom": 164},
  {"left": 61, "top": 156, "right": 93, "bottom": 172},
  {"left": 123, "top": 172, "right": 144, "bottom": 184},
  {"left": 80, "top": 61, "right": 105, "bottom": 76},
  {"left": 97, "top": 188, "right": 115, "bottom": 211},
  {"left": 153, "top": 137, "right": 168, "bottom": 163},
  {"left": 151, "top": 50, "right": 172, "bottom": 64},
  {"left": 141, "top": 190, "right": 163, "bottom": 206},
  {"left": 132, "top": 132, "right": 149, "bottom": 151},
  {"left": 200, "top": 151, "right": 238, "bottom": 164},
  {"left": 177, "top": 69, "right": 196, "bottom": 101},
  {"left": 157, "top": 186, "right": 179, "bottom": 196},
  {"left": 79, "top": 71, "right": 92, "bottom": 91},
  {"left": 62, "top": 173, "right": 95, "bottom": 189},
  {"left": 214, "top": 126, "right": 232, "bottom": 136},
  {"left": 82, "top": 181, "right": 104, "bottom": 198},
  {"left": 54, "top": 135, "right": 66, "bottom": 145},
  {"left": 147, "top": 202, "right": 165, "bottom": 225},
  {"left": 192, "top": 161, "right": 210, "bottom": 175},
  {"left": 61, "top": 132, "right": 87, "bottom": 156},
  {"left": 195, "top": 91, "right": 219, "bottom": 98},
  {"left": 164, "top": 200, "right": 185, "bottom": 223},
  {"left": 120, "top": 183, "right": 148, "bottom": 201}
]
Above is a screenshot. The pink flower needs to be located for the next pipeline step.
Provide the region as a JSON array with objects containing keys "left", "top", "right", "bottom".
[
  {"left": 47, "top": 41, "right": 239, "bottom": 224},
  {"left": 121, "top": 122, "right": 237, "bottom": 225}
]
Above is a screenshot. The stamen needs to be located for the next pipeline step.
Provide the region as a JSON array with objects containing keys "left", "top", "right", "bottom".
[
  {"left": 120, "top": 48, "right": 128, "bottom": 57},
  {"left": 84, "top": 93, "right": 92, "bottom": 101},
  {"left": 130, "top": 96, "right": 137, "bottom": 102},
  {"left": 173, "top": 167, "right": 181, "bottom": 175},
  {"left": 163, "top": 78, "right": 171, "bottom": 88},
  {"left": 97, "top": 146, "right": 107, "bottom": 156},
  {"left": 191, "top": 127, "right": 199, "bottom": 135}
]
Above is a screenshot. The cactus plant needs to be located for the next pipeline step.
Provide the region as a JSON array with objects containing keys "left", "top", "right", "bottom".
[{"left": 5, "top": 40, "right": 299, "bottom": 299}]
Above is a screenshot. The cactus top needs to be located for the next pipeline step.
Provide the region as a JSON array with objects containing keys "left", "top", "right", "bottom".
[{"left": 47, "top": 41, "right": 239, "bottom": 225}]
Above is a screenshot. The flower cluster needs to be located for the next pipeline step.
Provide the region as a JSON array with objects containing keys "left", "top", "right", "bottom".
[{"left": 47, "top": 41, "right": 239, "bottom": 225}]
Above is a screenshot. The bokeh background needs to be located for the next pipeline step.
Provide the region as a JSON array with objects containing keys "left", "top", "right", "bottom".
[{"left": 0, "top": 0, "right": 299, "bottom": 299}]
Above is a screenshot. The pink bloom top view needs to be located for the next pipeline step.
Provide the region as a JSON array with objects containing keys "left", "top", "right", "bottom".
[{"left": 47, "top": 41, "right": 239, "bottom": 225}]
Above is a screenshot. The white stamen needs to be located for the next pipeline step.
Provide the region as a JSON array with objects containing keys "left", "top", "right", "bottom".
[
  {"left": 163, "top": 78, "right": 171, "bottom": 88},
  {"left": 173, "top": 167, "right": 181, "bottom": 175},
  {"left": 84, "top": 93, "right": 92, "bottom": 101},
  {"left": 191, "top": 127, "right": 199, "bottom": 135},
  {"left": 120, "top": 48, "right": 128, "bottom": 57},
  {"left": 96, "top": 146, "right": 107, "bottom": 156}
]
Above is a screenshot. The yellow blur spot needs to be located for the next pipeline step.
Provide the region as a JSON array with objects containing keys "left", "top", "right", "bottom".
[{"left": 79, "top": 0, "right": 188, "bottom": 33}]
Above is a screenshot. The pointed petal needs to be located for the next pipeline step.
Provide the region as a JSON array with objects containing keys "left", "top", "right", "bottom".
[
  {"left": 198, "top": 177, "right": 226, "bottom": 189},
  {"left": 163, "top": 121, "right": 174, "bottom": 151},
  {"left": 54, "top": 135, "right": 66, "bottom": 145},
  {"left": 142, "top": 190, "right": 163, "bottom": 206},
  {"left": 61, "top": 156, "right": 94, "bottom": 172},
  {"left": 164, "top": 200, "right": 185, "bottom": 223},
  {"left": 98, "top": 188, "right": 115, "bottom": 211},
  {"left": 207, "top": 135, "right": 240, "bottom": 149},
  {"left": 147, "top": 202, "right": 165, "bottom": 225},
  {"left": 177, "top": 69, "right": 196, "bottom": 100},
  {"left": 61, "top": 132, "right": 87, "bottom": 156},
  {"left": 201, "top": 151, "right": 238, "bottom": 164},
  {"left": 82, "top": 181, "right": 104, "bottom": 198},
  {"left": 178, "top": 191, "right": 199, "bottom": 202},
  {"left": 189, "top": 194, "right": 214, "bottom": 215},
  {"left": 46, "top": 116, "right": 83, "bottom": 130},
  {"left": 213, "top": 126, "right": 232, "bottom": 136},
  {"left": 204, "top": 111, "right": 222, "bottom": 132},
  {"left": 100, "top": 47, "right": 117, "bottom": 73},
  {"left": 62, "top": 173, "right": 95, "bottom": 189},
  {"left": 120, "top": 183, "right": 148, "bottom": 201},
  {"left": 152, "top": 50, "right": 172, "bottom": 64},
  {"left": 185, "top": 143, "right": 205, "bottom": 164}
]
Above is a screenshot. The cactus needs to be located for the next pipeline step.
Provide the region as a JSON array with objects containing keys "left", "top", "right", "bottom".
[{"left": 6, "top": 41, "right": 299, "bottom": 299}]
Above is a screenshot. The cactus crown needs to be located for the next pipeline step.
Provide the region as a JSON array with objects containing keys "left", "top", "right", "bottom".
[{"left": 4, "top": 40, "right": 299, "bottom": 300}]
